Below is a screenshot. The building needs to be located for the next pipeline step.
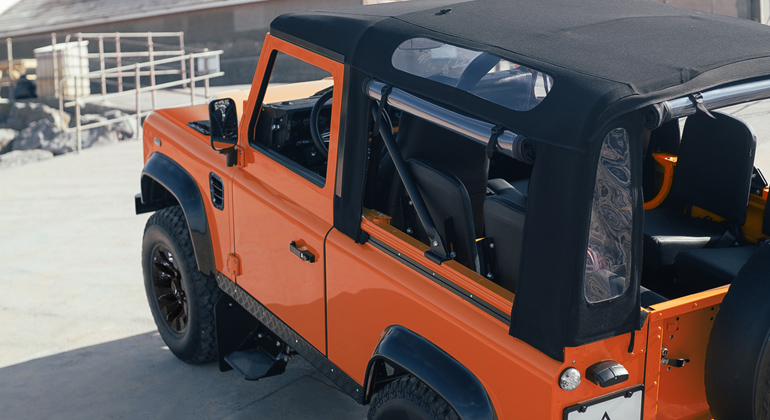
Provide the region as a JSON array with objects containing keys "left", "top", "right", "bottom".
[{"left": 0, "top": 0, "right": 766, "bottom": 86}]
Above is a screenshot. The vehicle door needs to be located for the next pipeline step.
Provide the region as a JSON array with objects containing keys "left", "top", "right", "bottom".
[{"left": 231, "top": 36, "right": 344, "bottom": 353}]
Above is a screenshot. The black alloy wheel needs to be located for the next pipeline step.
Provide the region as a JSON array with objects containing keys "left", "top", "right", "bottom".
[
  {"left": 151, "top": 245, "right": 188, "bottom": 333},
  {"left": 142, "top": 206, "right": 221, "bottom": 364}
]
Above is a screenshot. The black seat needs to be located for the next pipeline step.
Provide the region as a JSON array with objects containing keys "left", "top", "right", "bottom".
[
  {"left": 643, "top": 111, "right": 756, "bottom": 269},
  {"left": 379, "top": 113, "right": 490, "bottom": 239},
  {"left": 674, "top": 198, "right": 770, "bottom": 291},
  {"left": 407, "top": 158, "right": 480, "bottom": 273},
  {"left": 483, "top": 179, "right": 527, "bottom": 292}
]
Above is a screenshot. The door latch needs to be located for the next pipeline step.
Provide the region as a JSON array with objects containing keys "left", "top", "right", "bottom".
[
  {"left": 661, "top": 347, "right": 689, "bottom": 368},
  {"left": 290, "top": 241, "right": 316, "bottom": 263}
]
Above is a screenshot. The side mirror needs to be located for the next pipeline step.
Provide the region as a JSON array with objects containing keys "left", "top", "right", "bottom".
[{"left": 209, "top": 98, "right": 238, "bottom": 151}]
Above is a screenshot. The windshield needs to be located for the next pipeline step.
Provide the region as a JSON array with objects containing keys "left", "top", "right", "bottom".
[{"left": 392, "top": 38, "right": 553, "bottom": 112}]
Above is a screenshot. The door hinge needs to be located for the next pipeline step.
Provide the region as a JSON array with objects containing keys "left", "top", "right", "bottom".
[
  {"left": 227, "top": 253, "right": 242, "bottom": 277},
  {"left": 225, "top": 146, "right": 244, "bottom": 167},
  {"left": 235, "top": 146, "right": 244, "bottom": 167}
]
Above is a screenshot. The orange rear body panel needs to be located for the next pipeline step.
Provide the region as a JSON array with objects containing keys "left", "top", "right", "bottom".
[
  {"left": 322, "top": 212, "right": 653, "bottom": 419},
  {"left": 644, "top": 289, "right": 726, "bottom": 420}
]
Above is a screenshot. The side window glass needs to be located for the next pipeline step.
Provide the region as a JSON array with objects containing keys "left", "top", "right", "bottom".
[
  {"left": 252, "top": 51, "right": 334, "bottom": 182},
  {"left": 585, "top": 128, "right": 633, "bottom": 303}
]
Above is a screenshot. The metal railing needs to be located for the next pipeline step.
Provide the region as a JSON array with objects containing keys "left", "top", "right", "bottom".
[
  {"left": 3, "top": 32, "right": 224, "bottom": 152},
  {"left": 58, "top": 48, "right": 224, "bottom": 152},
  {"left": 57, "top": 32, "right": 190, "bottom": 101}
]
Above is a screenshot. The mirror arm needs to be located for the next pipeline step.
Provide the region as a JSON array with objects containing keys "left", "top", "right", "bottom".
[{"left": 225, "top": 148, "right": 238, "bottom": 167}]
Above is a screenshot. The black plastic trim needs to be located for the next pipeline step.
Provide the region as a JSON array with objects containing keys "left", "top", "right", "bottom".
[
  {"left": 187, "top": 120, "right": 210, "bottom": 136},
  {"left": 138, "top": 152, "right": 216, "bottom": 275},
  {"left": 562, "top": 385, "right": 644, "bottom": 420},
  {"left": 247, "top": 50, "right": 277, "bottom": 149},
  {"left": 134, "top": 193, "right": 168, "bottom": 214},
  {"left": 367, "top": 237, "right": 511, "bottom": 325},
  {"left": 215, "top": 273, "right": 365, "bottom": 403},
  {"left": 215, "top": 293, "right": 261, "bottom": 373},
  {"left": 365, "top": 325, "right": 498, "bottom": 420},
  {"left": 271, "top": 29, "right": 345, "bottom": 64}
]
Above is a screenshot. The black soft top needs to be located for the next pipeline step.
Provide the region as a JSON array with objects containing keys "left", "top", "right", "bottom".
[{"left": 272, "top": 0, "right": 770, "bottom": 147}]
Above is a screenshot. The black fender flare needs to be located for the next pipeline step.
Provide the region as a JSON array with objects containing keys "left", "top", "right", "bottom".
[
  {"left": 137, "top": 152, "right": 216, "bottom": 276},
  {"left": 705, "top": 242, "right": 770, "bottom": 420},
  {"left": 364, "top": 325, "right": 497, "bottom": 420}
]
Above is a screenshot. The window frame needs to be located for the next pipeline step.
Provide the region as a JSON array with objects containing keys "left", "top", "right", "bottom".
[{"left": 247, "top": 44, "right": 342, "bottom": 188}]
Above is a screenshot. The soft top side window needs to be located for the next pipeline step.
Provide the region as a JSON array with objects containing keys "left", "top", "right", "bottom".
[
  {"left": 392, "top": 38, "right": 553, "bottom": 112},
  {"left": 585, "top": 127, "right": 633, "bottom": 303}
]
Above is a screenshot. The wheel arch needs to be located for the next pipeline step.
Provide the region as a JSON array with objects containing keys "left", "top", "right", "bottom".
[
  {"left": 364, "top": 325, "right": 497, "bottom": 420},
  {"left": 137, "top": 152, "right": 216, "bottom": 276}
]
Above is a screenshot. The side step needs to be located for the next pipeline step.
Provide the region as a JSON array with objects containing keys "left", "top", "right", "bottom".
[
  {"left": 223, "top": 331, "right": 292, "bottom": 381},
  {"left": 215, "top": 294, "right": 293, "bottom": 381}
]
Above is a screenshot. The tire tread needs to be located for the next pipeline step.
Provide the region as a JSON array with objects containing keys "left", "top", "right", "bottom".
[
  {"left": 368, "top": 376, "right": 459, "bottom": 420},
  {"left": 143, "top": 206, "right": 221, "bottom": 364}
]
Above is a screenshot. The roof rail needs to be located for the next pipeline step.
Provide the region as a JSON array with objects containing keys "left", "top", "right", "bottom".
[
  {"left": 648, "top": 77, "right": 770, "bottom": 128},
  {"left": 364, "top": 79, "right": 534, "bottom": 164}
]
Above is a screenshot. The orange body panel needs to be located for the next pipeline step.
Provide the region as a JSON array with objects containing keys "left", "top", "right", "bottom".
[
  {"left": 644, "top": 289, "right": 726, "bottom": 420},
  {"left": 143, "top": 109, "right": 233, "bottom": 276},
  {"left": 321, "top": 213, "right": 652, "bottom": 419},
  {"left": 227, "top": 35, "right": 345, "bottom": 354}
]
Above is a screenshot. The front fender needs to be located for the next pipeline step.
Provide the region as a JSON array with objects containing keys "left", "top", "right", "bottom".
[
  {"left": 365, "top": 325, "right": 497, "bottom": 420},
  {"left": 138, "top": 152, "right": 215, "bottom": 275}
]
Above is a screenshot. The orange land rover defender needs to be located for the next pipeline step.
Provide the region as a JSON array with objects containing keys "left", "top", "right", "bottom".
[{"left": 135, "top": 1, "right": 770, "bottom": 418}]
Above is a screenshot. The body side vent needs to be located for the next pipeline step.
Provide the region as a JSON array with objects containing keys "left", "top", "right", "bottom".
[{"left": 209, "top": 172, "right": 225, "bottom": 210}]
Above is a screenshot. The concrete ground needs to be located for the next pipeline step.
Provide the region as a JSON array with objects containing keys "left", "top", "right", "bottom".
[{"left": 0, "top": 139, "right": 368, "bottom": 419}]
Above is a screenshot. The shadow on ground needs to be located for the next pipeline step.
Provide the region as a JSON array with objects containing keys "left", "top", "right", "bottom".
[{"left": 0, "top": 331, "right": 367, "bottom": 420}]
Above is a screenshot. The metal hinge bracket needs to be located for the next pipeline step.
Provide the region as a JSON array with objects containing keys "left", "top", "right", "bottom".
[{"left": 227, "top": 253, "right": 242, "bottom": 277}]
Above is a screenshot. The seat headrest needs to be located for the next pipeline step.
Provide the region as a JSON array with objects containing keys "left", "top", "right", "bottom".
[{"left": 671, "top": 111, "right": 756, "bottom": 225}]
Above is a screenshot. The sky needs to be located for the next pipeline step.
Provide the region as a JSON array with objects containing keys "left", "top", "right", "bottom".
[{"left": 0, "top": 0, "right": 21, "bottom": 15}]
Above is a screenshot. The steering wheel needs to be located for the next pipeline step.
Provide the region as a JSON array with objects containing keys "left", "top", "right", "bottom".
[{"left": 310, "top": 89, "right": 334, "bottom": 158}]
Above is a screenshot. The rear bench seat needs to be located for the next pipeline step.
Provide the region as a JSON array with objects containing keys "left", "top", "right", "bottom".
[
  {"left": 674, "top": 200, "right": 770, "bottom": 290},
  {"left": 643, "top": 112, "right": 756, "bottom": 269}
]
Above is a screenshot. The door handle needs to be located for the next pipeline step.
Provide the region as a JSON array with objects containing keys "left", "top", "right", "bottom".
[{"left": 290, "top": 241, "right": 316, "bottom": 263}]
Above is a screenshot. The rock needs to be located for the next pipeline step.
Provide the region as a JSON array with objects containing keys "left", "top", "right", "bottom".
[
  {"left": 0, "top": 128, "right": 17, "bottom": 153},
  {"left": 13, "top": 119, "right": 76, "bottom": 155},
  {"left": 2, "top": 101, "right": 71, "bottom": 131},
  {"left": 10, "top": 108, "right": 138, "bottom": 156},
  {"left": 102, "top": 110, "right": 137, "bottom": 140},
  {"left": 76, "top": 110, "right": 137, "bottom": 149},
  {"left": 0, "top": 149, "right": 54, "bottom": 169},
  {"left": 79, "top": 114, "right": 119, "bottom": 149}
]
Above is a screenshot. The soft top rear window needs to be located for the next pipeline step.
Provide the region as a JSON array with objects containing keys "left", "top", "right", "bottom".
[{"left": 392, "top": 38, "right": 553, "bottom": 112}]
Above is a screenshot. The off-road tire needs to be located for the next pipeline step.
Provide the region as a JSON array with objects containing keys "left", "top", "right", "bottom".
[
  {"left": 368, "top": 376, "right": 460, "bottom": 420},
  {"left": 142, "top": 206, "right": 222, "bottom": 364}
]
